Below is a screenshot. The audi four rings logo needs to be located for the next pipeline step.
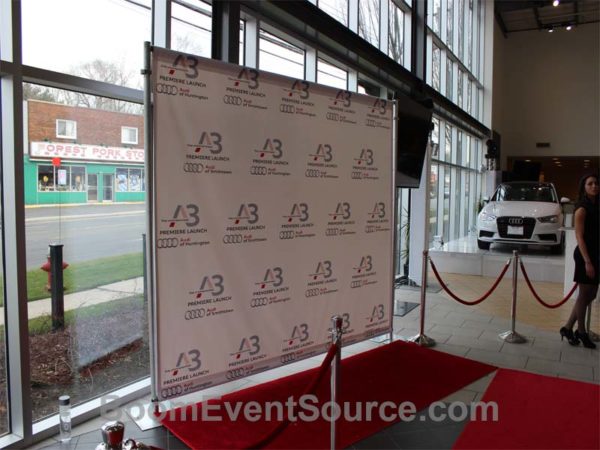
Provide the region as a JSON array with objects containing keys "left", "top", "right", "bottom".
[
  {"left": 184, "top": 163, "right": 204, "bottom": 173},
  {"left": 250, "top": 166, "right": 268, "bottom": 175},
  {"left": 157, "top": 238, "right": 179, "bottom": 248},
  {"left": 280, "top": 104, "right": 295, "bottom": 114},
  {"left": 223, "top": 234, "right": 243, "bottom": 244},
  {"left": 250, "top": 297, "right": 269, "bottom": 307},
  {"left": 305, "top": 288, "right": 321, "bottom": 297},
  {"left": 281, "top": 353, "right": 297, "bottom": 363},
  {"left": 185, "top": 309, "right": 206, "bottom": 320},
  {"left": 156, "top": 83, "right": 178, "bottom": 95},
  {"left": 226, "top": 368, "right": 250, "bottom": 380},
  {"left": 161, "top": 385, "right": 183, "bottom": 398},
  {"left": 509, "top": 218, "right": 523, "bottom": 225},
  {"left": 279, "top": 230, "right": 295, "bottom": 240},
  {"left": 223, "top": 95, "right": 242, "bottom": 105}
]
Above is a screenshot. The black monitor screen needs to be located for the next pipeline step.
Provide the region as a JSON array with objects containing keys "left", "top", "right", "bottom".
[{"left": 395, "top": 96, "right": 433, "bottom": 188}]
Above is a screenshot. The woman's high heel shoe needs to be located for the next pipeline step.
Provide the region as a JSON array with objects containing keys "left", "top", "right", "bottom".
[
  {"left": 560, "top": 327, "right": 579, "bottom": 346},
  {"left": 574, "top": 330, "right": 597, "bottom": 349}
]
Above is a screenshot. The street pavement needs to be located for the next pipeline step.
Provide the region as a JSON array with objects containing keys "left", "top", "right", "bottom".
[{"left": 25, "top": 203, "right": 145, "bottom": 269}]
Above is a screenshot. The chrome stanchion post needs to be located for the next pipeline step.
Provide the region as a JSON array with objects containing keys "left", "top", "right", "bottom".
[
  {"left": 499, "top": 250, "right": 527, "bottom": 343},
  {"left": 330, "top": 315, "right": 342, "bottom": 450},
  {"left": 586, "top": 303, "right": 600, "bottom": 341},
  {"left": 408, "top": 250, "right": 436, "bottom": 347}
]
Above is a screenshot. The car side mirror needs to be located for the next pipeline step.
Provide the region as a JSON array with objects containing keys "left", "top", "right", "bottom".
[
  {"left": 560, "top": 197, "right": 571, "bottom": 204},
  {"left": 483, "top": 196, "right": 490, "bottom": 203}
]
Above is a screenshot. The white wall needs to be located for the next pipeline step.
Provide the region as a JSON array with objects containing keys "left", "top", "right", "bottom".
[{"left": 493, "top": 23, "right": 600, "bottom": 168}]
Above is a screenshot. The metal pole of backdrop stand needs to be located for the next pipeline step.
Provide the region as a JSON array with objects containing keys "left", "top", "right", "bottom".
[
  {"left": 408, "top": 250, "right": 436, "bottom": 347},
  {"left": 142, "top": 41, "right": 160, "bottom": 416},
  {"left": 330, "top": 316, "right": 343, "bottom": 450},
  {"left": 499, "top": 250, "right": 527, "bottom": 343},
  {"left": 587, "top": 304, "right": 600, "bottom": 341}
]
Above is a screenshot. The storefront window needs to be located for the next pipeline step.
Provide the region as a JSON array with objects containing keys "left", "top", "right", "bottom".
[
  {"left": 37, "top": 166, "right": 86, "bottom": 192},
  {"left": 116, "top": 168, "right": 145, "bottom": 192}
]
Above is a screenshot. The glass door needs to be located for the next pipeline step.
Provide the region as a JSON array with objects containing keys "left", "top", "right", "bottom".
[
  {"left": 102, "top": 174, "right": 114, "bottom": 202},
  {"left": 87, "top": 174, "right": 98, "bottom": 202}
]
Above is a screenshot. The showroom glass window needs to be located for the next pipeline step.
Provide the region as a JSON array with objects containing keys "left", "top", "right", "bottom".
[
  {"left": 0, "top": 145, "right": 7, "bottom": 436},
  {"left": 318, "top": 0, "right": 349, "bottom": 26},
  {"left": 359, "top": 0, "right": 380, "bottom": 48},
  {"left": 171, "top": 0, "right": 212, "bottom": 57},
  {"left": 22, "top": 0, "right": 151, "bottom": 89},
  {"left": 23, "top": 86, "right": 148, "bottom": 423},
  {"left": 259, "top": 29, "right": 304, "bottom": 79}
]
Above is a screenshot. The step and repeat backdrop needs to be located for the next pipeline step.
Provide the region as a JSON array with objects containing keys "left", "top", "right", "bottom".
[{"left": 151, "top": 46, "right": 394, "bottom": 400}]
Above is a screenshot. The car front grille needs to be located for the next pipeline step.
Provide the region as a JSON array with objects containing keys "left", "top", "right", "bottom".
[{"left": 497, "top": 217, "right": 536, "bottom": 239}]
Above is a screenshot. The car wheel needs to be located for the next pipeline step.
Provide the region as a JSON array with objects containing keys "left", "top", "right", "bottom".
[{"left": 477, "top": 239, "right": 491, "bottom": 250}]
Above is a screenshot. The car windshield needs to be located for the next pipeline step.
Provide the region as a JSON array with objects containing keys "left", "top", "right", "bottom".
[{"left": 493, "top": 183, "right": 557, "bottom": 203}]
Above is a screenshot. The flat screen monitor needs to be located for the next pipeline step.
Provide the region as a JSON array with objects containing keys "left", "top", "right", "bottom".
[{"left": 395, "top": 95, "right": 433, "bottom": 188}]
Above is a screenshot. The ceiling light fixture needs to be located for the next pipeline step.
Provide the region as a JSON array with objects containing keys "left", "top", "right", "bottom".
[
  {"left": 553, "top": 0, "right": 560, "bottom": 6},
  {"left": 566, "top": 25, "right": 572, "bottom": 31},
  {"left": 548, "top": 27, "right": 554, "bottom": 33}
]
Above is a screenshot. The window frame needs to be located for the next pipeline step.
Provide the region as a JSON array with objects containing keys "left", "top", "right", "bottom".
[
  {"left": 121, "top": 126, "right": 139, "bottom": 145},
  {"left": 55, "top": 119, "right": 77, "bottom": 139}
]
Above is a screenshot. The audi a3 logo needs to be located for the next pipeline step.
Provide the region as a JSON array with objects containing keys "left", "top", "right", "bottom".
[
  {"left": 184, "top": 163, "right": 204, "bottom": 173},
  {"left": 508, "top": 218, "right": 523, "bottom": 225},
  {"left": 161, "top": 385, "right": 182, "bottom": 398},
  {"left": 156, "top": 84, "right": 178, "bottom": 95},
  {"left": 223, "top": 95, "right": 242, "bottom": 105},
  {"left": 157, "top": 238, "right": 179, "bottom": 248},
  {"left": 279, "top": 104, "right": 295, "bottom": 114}
]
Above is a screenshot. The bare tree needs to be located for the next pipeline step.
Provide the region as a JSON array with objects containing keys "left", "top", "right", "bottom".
[
  {"left": 23, "top": 84, "right": 59, "bottom": 102},
  {"left": 59, "top": 60, "right": 142, "bottom": 114}
]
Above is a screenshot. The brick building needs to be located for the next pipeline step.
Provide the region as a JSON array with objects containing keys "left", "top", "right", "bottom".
[{"left": 24, "top": 100, "right": 146, "bottom": 204}]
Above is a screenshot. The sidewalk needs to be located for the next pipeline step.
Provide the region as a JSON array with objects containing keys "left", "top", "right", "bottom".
[{"left": 0, "top": 277, "right": 144, "bottom": 326}]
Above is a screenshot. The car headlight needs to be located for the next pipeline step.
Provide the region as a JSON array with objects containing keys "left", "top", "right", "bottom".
[
  {"left": 538, "top": 215, "right": 559, "bottom": 223},
  {"left": 480, "top": 212, "right": 496, "bottom": 222}
]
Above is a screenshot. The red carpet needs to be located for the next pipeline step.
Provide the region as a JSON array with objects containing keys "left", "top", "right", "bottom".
[
  {"left": 453, "top": 368, "right": 600, "bottom": 449},
  {"left": 161, "top": 341, "right": 495, "bottom": 449}
]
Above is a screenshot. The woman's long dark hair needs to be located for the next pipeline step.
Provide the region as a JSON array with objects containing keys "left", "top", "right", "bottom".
[{"left": 577, "top": 173, "right": 599, "bottom": 203}]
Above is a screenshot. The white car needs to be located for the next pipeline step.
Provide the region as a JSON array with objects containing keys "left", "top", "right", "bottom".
[{"left": 477, "top": 182, "right": 569, "bottom": 254}]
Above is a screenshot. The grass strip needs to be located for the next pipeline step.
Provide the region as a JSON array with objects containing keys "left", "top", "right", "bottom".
[{"left": 0, "top": 252, "right": 143, "bottom": 305}]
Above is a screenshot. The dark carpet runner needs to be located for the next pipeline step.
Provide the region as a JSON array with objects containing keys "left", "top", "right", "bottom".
[
  {"left": 161, "top": 340, "right": 496, "bottom": 449},
  {"left": 453, "top": 368, "right": 600, "bottom": 449}
]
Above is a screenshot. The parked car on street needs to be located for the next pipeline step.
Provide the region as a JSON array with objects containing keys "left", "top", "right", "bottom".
[{"left": 476, "top": 182, "right": 569, "bottom": 254}]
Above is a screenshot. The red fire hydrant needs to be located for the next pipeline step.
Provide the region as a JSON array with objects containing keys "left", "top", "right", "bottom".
[{"left": 40, "top": 255, "right": 69, "bottom": 291}]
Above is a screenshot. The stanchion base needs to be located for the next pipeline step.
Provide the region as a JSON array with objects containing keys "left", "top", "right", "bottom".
[
  {"left": 408, "top": 334, "right": 436, "bottom": 347},
  {"left": 588, "top": 330, "right": 600, "bottom": 342},
  {"left": 499, "top": 330, "right": 528, "bottom": 344}
]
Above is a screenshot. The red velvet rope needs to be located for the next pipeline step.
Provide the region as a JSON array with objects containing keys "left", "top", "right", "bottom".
[
  {"left": 429, "top": 257, "right": 511, "bottom": 306},
  {"left": 247, "top": 341, "right": 340, "bottom": 449},
  {"left": 519, "top": 261, "right": 578, "bottom": 309}
]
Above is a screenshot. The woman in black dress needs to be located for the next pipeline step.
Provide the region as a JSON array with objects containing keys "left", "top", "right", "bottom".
[{"left": 560, "top": 173, "right": 599, "bottom": 348}]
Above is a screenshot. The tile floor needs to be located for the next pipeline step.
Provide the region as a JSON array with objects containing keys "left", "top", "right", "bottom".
[{"left": 32, "top": 269, "right": 599, "bottom": 450}]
